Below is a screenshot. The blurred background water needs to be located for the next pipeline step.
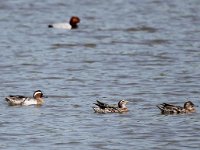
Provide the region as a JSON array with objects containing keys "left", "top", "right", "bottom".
[{"left": 0, "top": 0, "right": 200, "bottom": 149}]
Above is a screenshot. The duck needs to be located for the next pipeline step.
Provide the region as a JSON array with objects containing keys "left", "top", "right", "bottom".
[
  {"left": 157, "top": 101, "right": 196, "bottom": 114},
  {"left": 5, "top": 90, "right": 45, "bottom": 106},
  {"left": 48, "top": 16, "right": 80, "bottom": 29},
  {"left": 93, "top": 100, "right": 129, "bottom": 113}
]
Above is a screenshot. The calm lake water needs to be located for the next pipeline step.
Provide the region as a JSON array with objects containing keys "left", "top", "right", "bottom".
[{"left": 0, "top": 0, "right": 200, "bottom": 149}]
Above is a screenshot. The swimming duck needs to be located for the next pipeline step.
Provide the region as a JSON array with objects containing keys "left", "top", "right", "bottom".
[
  {"left": 157, "top": 101, "right": 196, "bottom": 114},
  {"left": 5, "top": 90, "right": 45, "bottom": 106},
  {"left": 93, "top": 100, "right": 128, "bottom": 113},
  {"left": 48, "top": 16, "right": 80, "bottom": 29}
]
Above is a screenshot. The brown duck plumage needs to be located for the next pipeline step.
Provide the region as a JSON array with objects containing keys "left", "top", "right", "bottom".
[
  {"left": 93, "top": 100, "right": 128, "bottom": 113},
  {"left": 157, "top": 101, "right": 196, "bottom": 114}
]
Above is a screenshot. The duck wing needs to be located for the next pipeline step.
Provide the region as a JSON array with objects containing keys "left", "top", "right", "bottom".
[
  {"left": 5, "top": 95, "right": 27, "bottom": 105},
  {"left": 93, "top": 106, "right": 118, "bottom": 113},
  {"left": 94, "top": 100, "right": 117, "bottom": 109},
  {"left": 157, "top": 103, "right": 182, "bottom": 114}
]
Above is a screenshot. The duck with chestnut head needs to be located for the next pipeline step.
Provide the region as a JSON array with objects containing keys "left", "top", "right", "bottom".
[{"left": 48, "top": 16, "right": 80, "bottom": 29}]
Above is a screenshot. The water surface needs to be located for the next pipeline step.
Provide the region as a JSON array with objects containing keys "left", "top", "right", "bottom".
[{"left": 0, "top": 0, "right": 200, "bottom": 149}]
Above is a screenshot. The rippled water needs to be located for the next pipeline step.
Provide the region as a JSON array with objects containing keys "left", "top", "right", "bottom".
[{"left": 0, "top": 0, "right": 200, "bottom": 149}]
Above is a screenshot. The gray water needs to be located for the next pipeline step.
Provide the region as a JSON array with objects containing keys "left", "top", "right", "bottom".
[{"left": 0, "top": 0, "right": 200, "bottom": 149}]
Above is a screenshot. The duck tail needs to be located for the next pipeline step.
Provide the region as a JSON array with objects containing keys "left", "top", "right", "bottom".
[
  {"left": 156, "top": 104, "right": 164, "bottom": 111},
  {"left": 5, "top": 97, "right": 14, "bottom": 105},
  {"left": 5, "top": 97, "right": 10, "bottom": 102},
  {"left": 92, "top": 107, "right": 106, "bottom": 113},
  {"left": 5, "top": 96, "right": 15, "bottom": 102},
  {"left": 48, "top": 24, "right": 53, "bottom": 28},
  {"left": 92, "top": 107, "right": 100, "bottom": 113},
  {"left": 92, "top": 106, "right": 97, "bottom": 112}
]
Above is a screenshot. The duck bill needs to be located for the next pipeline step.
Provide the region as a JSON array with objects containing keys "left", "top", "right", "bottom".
[{"left": 42, "top": 95, "right": 48, "bottom": 98}]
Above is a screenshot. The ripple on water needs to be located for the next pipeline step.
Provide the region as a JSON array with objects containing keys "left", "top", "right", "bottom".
[{"left": 1, "top": 0, "right": 200, "bottom": 150}]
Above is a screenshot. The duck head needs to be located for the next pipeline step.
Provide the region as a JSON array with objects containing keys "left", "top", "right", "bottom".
[
  {"left": 33, "top": 90, "right": 44, "bottom": 99},
  {"left": 70, "top": 16, "right": 80, "bottom": 29},
  {"left": 184, "top": 101, "right": 195, "bottom": 112},
  {"left": 118, "top": 100, "right": 128, "bottom": 108}
]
